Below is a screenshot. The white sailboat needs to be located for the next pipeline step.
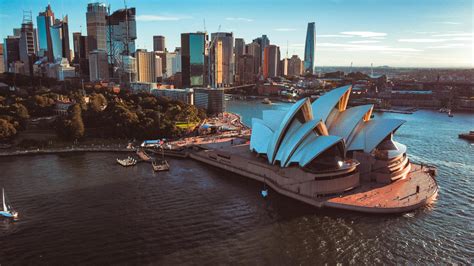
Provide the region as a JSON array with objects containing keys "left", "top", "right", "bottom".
[{"left": 0, "top": 188, "right": 18, "bottom": 219}]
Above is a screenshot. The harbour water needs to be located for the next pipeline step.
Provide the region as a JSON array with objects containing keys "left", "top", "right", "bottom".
[{"left": 0, "top": 100, "right": 472, "bottom": 264}]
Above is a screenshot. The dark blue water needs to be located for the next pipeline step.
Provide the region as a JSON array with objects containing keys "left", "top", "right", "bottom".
[{"left": 0, "top": 100, "right": 472, "bottom": 264}]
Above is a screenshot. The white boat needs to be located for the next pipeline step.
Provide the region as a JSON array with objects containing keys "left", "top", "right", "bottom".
[
  {"left": 152, "top": 160, "right": 170, "bottom": 172},
  {"left": 116, "top": 156, "right": 137, "bottom": 167},
  {"left": 0, "top": 188, "right": 18, "bottom": 219}
]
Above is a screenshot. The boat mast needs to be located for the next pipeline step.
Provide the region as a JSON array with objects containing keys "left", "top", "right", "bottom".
[{"left": 2, "top": 188, "right": 7, "bottom": 212}]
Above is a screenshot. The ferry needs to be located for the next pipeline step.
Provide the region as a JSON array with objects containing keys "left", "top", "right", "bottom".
[
  {"left": 152, "top": 160, "right": 170, "bottom": 172},
  {"left": 0, "top": 188, "right": 18, "bottom": 219}
]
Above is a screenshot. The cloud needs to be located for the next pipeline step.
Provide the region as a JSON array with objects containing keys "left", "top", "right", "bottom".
[
  {"left": 349, "top": 40, "right": 381, "bottom": 44},
  {"left": 318, "top": 42, "right": 421, "bottom": 52},
  {"left": 136, "top": 15, "right": 191, "bottom": 21},
  {"left": 427, "top": 44, "right": 466, "bottom": 49},
  {"left": 399, "top": 37, "right": 472, "bottom": 43},
  {"left": 226, "top": 17, "right": 253, "bottom": 22},
  {"left": 437, "top": 21, "right": 461, "bottom": 25},
  {"left": 432, "top": 33, "right": 472, "bottom": 37},
  {"left": 340, "top": 31, "right": 387, "bottom": 37},
  {"left": 274, "top": 28, "right": 298, "bottom": 32},
  {"left": 317, "top": 34, "right": 352, "bottom": 38}
]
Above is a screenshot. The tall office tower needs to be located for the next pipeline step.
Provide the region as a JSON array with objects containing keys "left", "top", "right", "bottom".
[
  {"left": 263, "top": 45, "right": 280, "bottom": 79},
  {"left": 288, "top": 55, "right": 303, "bottom": 76},
  {"left": 50, "top": 16, "right": 70, "bottom": 62},
  {"left": 106, "top": 8, "right": 137, "bottom": 63},
  {"left": 237, "top": 54, "right": 255, "bottom": 85},
  {"left": 89, "top": 50, "right": 109, "bottom": 81},
  {"left": 0, "top": 44, "right": 4, "bottom": 73},
  {"left": 214, "top": 40, "right": 223, "bottom": 86},
  {"left": 153, "top": 35, "right": 165, "bottom": 52},
  {"left": 253, "top": 35, "right": 269, "bottom": 65},
  {"left": 106, "top": 7, "right": 137, "bottom": 82},
  {"left": 37, "top": 4, "right": 54, "bottom": 61},
  {"left": 18, "top": 12, "right": 37, "bottom": 76},
  {"left": 72, "top": 32, "right": 89, "bottom": 76},
  {"left": 245, "top": 42, "right": 261, "bottom": 76},
  {"left": 164, "top": 51, "right": 181, "bottom": 78},
  {"left": 280, "top": 58, "right": 289, "bottom": 76},
  {"left": 233, "top": 38, "right": 245, "bottom": 84},
  {"left": 3, "top": 36, "right": 21, "bottom": 73},
  {"left": 73, "top": 32, "right": 88, "bottom": 61},
  {"left": 135, "top": 49, "right": 161, "bottom": 82},
  {"left": 304, "top": 22, "right": 316, "bottom": 74},
  {"left": 210, "top": 32, "right": 234, "bottom": 86},
  {"left": 181, "top": 32, "right": 207, "bottom": 88},
  {"left": 86, "top": 3, "right": 108, "bottom": 52}
]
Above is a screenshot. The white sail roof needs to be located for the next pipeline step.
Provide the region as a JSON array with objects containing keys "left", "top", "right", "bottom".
[
  {"left": 250, "top": 118, "right": 274, "bottom": 154},
  {"left": 266, "top": 98, "right": 310, "bottom": 163},
  {"left": 348, "top": 118, "right": 405, "bottom": 152},
  {"left": 329, "top": 104, "right": 373, "bottom": 142},
  {"left": 249, "top": 85, "right": 407, "bottom": 169},
  {"left": 286, "top": 135, "right": 343, "bottom": 167},
  {"left": 312, "top": 85, "right": 351, "bottom": 122}
]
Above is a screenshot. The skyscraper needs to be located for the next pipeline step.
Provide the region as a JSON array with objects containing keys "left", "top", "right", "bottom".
[
  {"left": 153, "top": 35, "right": 165, "bottom": 52},
  {"left": 18, "top": 13, "right": 37, "bottom": 75},
  {"left": 246, "top": 41, "right": 261, "bottom": 76},
  {"left": 36, "top": 4, "right": 54, "bottom": 61},
  {"left": 237, "top": 54, "right": 255, "bottom": 85},
  {"left": 288, "top": 55, "right": 303, "bottom": 76},
  {"left": 73, "top": 32, "right": 88, "bottom": 61},
  {"left": 234, "top": 38, "right": 245, "bottom": 84},
  {"left": 0, "top": 44, "right": 4, "bottom": 73},
  {"left": 86, "top": 3, "right": 108, "bottom": 52},
  {"left": 50, "top": 16, "right": 70, "bottom": 62},
  {"left": 89, "top": 49, "right": 109, "bottom": 81},
  {"left": 253, "top": 35, "right": 269, "bottom": 65},
  {"left": 181, "top": 32, "right": 207, "bottom": 88},
  {"left": 263, "top": 45, "right": 280, "bottom": 79},
  {"left": 304, "top": 22, "right": 316, "bottom": 74},
  {"left": 135, "top": 49, "right": 161, "bottom": 83},
  {"left": 106, "top": 7, "right": 137, "bottom": 82},
  {"left": 3, "top": 36, "right": 21, "bottom": 73},
  {"left": 211, "top": 32, "right": 234, "bottom": 86}
]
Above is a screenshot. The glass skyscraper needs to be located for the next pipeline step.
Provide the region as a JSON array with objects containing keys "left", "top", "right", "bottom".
[
  {"left": 304, "top": 22, "right": 316, "bottom": 74},
  {"left": 181, "top": 32, "right": 207, "bottom": 87}
]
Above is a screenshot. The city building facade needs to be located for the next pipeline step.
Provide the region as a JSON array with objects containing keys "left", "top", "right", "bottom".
[
  {"left": 181, "top": 32, "right": 207, "bottom": 88},
  {"left": 153, "top": 35, "right": 165, "bottom": 52},
  {"left": 304, "top": 22, "right": 316, "bottom": 74}
]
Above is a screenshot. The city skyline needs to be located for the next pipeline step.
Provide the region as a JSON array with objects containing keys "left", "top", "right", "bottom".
[{"left": 0, "top": 0, "right": 472, "bottom": 68}]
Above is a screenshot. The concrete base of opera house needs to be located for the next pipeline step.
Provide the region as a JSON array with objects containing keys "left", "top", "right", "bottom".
[{"left": 189, "top": 143, "right": 438, "bottom": 214}]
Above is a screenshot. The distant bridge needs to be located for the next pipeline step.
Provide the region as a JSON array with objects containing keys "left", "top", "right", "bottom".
[{"left": 223, "top": 84, "right": 256, "bottom": 91}]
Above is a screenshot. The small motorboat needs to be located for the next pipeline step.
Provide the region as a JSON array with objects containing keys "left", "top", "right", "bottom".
[
  {"left": 458, "top": 131, "right": 474, "bottom": 141},
  {"left": 448, "top": 110, "right": 453, "bottom": 117},
  {"left": 261, "top": 98, "right": 272, "bottom": 104},
  {"left": 0, "top": 188, "right": 18, "bottom": 219},
  {"left": 152, "top": 160, "right": 170, "bottom": 172},
  {"left": 116, "top": 156, "right": 137, "bottom": 167}
]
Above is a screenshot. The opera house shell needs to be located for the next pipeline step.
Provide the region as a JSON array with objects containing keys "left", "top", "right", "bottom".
[{"left": 191, "top": 85, "right": 438, "bottom": 213}]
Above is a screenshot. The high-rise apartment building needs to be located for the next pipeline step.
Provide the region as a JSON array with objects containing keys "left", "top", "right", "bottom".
[
  {"left": 86, "top": 3, "right": 108, "bottom": 52},
  {"left": 288, "top": 55, "right": 303, "bottom": 76},
  {"left": 153, "top": 35, "right": 165, "bottom": 52},
  {"left": 304, "top": 22, "right": 316, "bottom": 74},
  {"left": 237, "top": 54, "right": 255, "bottom": 85},
  {"left": 89, "top": 49, "right": 109, "bottom": 81},
  {"left": 246, "top": 42, "right": 261, "bottom": 76},
  {"left": 135, "top": 49, "right": 161, "bottom": 83},
  {"left": 211, "top": 32, "right": 234, "bottom": 86},
  {"left": 18, "top": 16, "right": 37, "bottom": 75},
  {"left": 263, "top": 45, "right": 280, "bottom": 79},
  {"left": 234, "top": 38, "right": 245, "bottom": 84},
  {"left": 181, "top": 32, "right": 207, "bottom": 87}
]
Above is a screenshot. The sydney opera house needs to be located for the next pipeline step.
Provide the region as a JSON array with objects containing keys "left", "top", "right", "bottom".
[{"left": 191, "top": 85, "right": 438, "bottom": 213}]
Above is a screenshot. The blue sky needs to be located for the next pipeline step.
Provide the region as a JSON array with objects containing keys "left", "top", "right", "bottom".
[{"left": 1, "top": 0, "right": 472, "bottom": 68}]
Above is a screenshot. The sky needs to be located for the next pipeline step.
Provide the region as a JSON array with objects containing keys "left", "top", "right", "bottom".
[{"left": 0, "top": 0, "right": 472, "bottom": 68}]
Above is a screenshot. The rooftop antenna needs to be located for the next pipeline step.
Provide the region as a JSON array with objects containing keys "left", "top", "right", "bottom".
[
  {"left": 371, "top": 63, "right": 374, "bottom": 76},
  {"left": 286, "top": 40, "right": 289, "bottom": 58},
  {"left": 350, "top": 62, "right": 353, "bottom": 73}
]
